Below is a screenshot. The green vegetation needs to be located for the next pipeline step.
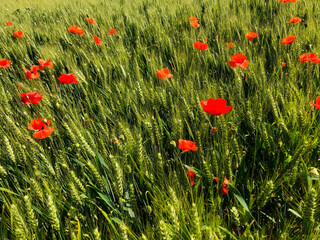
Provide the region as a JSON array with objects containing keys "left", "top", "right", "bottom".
[{"left": 0, "top": 0, "right": 319, "bottom": 239}]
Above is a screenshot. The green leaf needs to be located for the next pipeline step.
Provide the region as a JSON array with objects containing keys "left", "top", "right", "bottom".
[
  {"left": 218, "top": 226, "right": 238, "bottom": 240},
  {"left": 97, "top": 192, "right": 120, "bottom": 215},
  {"left": 288, "top": 209, "right": 302, "bottom": 219}
]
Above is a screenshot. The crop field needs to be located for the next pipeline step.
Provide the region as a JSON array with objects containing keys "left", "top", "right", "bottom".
[{"left": 0, "top": 0, "right": 320, "bottom": 239}]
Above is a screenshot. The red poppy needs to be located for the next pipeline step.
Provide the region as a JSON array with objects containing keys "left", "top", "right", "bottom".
[
  {"left": 310, "top": 97, "right": 320, "bottom": 110},
  {"left": 16, "top": 84, "right": 23, "bottom": 90},
  {"left": 38, "top": 59, "right": 53, "bottom": 70},
  {"left": 28, "top": 118, "right": 54, "bottom": 139},
  {"left": 23, "top": 65, "right": 40, "bottom": 79},
  {"left": 281, "top": 36, "right": 295, "bottom": 45},
  {"left": 94, "top": 35, "right": 102, "bottom": 45},
  {"left": 0, "top": 59, "right": 11, "bottom": 69},
  {"left": 213, "top": 177, "right": 219, "bottom": 182},
  {"left": 14, "top": 31, "right": 24, "bottom": 38},
  {"left": 108, "top": 29, "right": 117, "bottom": 35},
  {"left": 178, "top": 139, "right": 198, "bottom": 152},
  {"left": 281, "top": 62, "right": 286, "bottom": 67},
  {"left": 86, "top": 18, "right": 95, "bottom": 25},
  {"left": 289, "top": 17, "right": 302, "bottom": 23},
  {"left": 194, "top": 41, "right": 208, "bottom": 50},
  {"left": 200, "top": 98, "right": 233, "bottom": 116},
  {"left": 6, "top": 22, "right": 12, "bottom": 26},
  {"left": 228, "top": 54, "right": 249, "bottom": 69},
  {"left": 246, "top": 32, "right": 259, "bottom": 41},
  {"left": 228, "top": 42, "right": 234, "bottom": 48},
  {"left": 279, "top": 0, "right": 297, "bottom": 3},
  {"left": 20, "top": 92, "right": 43, "bottom": 105},
  {"left": 299, "top": 53, "right": 320, "bottom": 63},
  {"left": 187, "top": 170, "right": 196, "bottom": 186},
  {"left": 222, "top": 177, "right": 229, "bottom": 195},
  {"left": 157, "top": 68, "right": 172, "bottom": 80},
  {"left": 189, "top": 17, "right": 199, "bottom": 28},
  {"left": 58, "top": 73, "right": 78, "bottom": 84},
  {"left": 67, "top": 25, "right": 85, "bottom": 35},
  {"left": 189, "top": 17, "right": 198, "bottom": 21}
]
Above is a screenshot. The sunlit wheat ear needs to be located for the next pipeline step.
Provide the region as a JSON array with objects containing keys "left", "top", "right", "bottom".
[
  {"left": 159, "top": 219, "right": 172, "bottom": 240},
  {"left": 69, "top": 181, "right": 82, "bottom": 205},
  {"left": 136, "top": 81, "right": 145, "bottom": 105},
  {"left": 267, "top": 89, "right": 279, "bottom": 120},
  {"left": 47, "top": 195, "right": 60, "bottom": 232},
  {"left": 182, "top": 96, "right": 194, "bottom": 120},
  {"left": 30, "top": 178, "right": 44, "bottom": 201},
  {"left": 168, "top": 203, "right": 180, "bottom": 237},
  {"left": 38, "top": 153, "right": 56, "bottom": 176},
  {"left": 129, "top": 183, "right": 137, "bottom": 209},
  {"left": 120, "top": 222, "right": 129, "bottom": 240},
  {"left": 172, "top": 118, "right": 183, "bottom": 141},
  {"left": 17, "top": 144, "right": 27, "bottom": 165},
  {"left": 4, "top": 135, "right": 16, "bottom": 164},
  {"left": 114, "top": 160, "right": 123, "bottom": 199},
  {"left": 231, "top": 207, "right": 240, "bottom": 227},
  {"left": 93, "top": 227, "right": 101, "bottom": 240},
  {"left": 257, "top": 180, "right": 274, "bottom": 209},
  {"left": 191, "top": 203, "right": 202, "bottom": 239},
  {"left": 246, "top": 101, "right": 255, "bottom": 131},
  {"left": 297, "top": 110, "right": 306, "bottom": 129},
  {"left": 212, "top": 150, "right": 219, "bottom": 178},
  {"left": 87, "top": 160, "right": 104, "bottom": 190},
  {"left": 203, "top": 160, "right": 212, "bottom": 182},
  {"left": 70, "top": 170, "right": 86, "bottom": 192},
  {"left": 24, "top": 195, "right": 38, "bottom": 232},
  {"left": 152, "top": 116, "right": 162, "bottom": 145},
  {"left": 0, "top": 164, "right": 7, "bottom": 178},
  {"left": 303, "top": 188, "right": 317, "bottom": 222},
  {"left": 11, "top": 204, "right": 29, "bottom": 240}
]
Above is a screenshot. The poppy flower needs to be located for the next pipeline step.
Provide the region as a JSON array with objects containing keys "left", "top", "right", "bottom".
[
  {"left": 20, "top": 92, "right": 43, "bottom": 105},
  {"left": 246, "top": 32, "right": 259, "bottom": 41},
  {"left": 289, "top": 17, "right": 302, "bottom": 23},
  {"left": 38, "top": 59, "right": 53, "bottom": 70},
  {"left": 189, "top": 17, "right": 199, "bottom": 28},
  {"left": 58, "top": 73, "right": 78, "bottom": 84},
  {"left": 108, "top": 29, "right": 117, "bottom": 35},
  {"left": 157, "top": 68, "right": 172, "bottom": 80},
  {"left": 86, "top": 18, "right": 95, "bottom": 25},
  {"left": 178, "top": 139, "right": 198, "bottom": 152},
  {"left": 281, "top": 36, "right": 295, "bottom": 45},
  {"left": 228, "top": 54, "right": 249, "bottom": 69},
  {"left": 14, "top": 30, "right": 24, "bottom": 38},
  {"left": 0, "top": 59, "right": 11, "bottom": 69},
  {"left": 281, "top": 62, "right": 286, "bottom": 67},
  {"left": 24, "top": 66, "right": 40, "bottom": 79},
  {"left": 28, "top": 118, "right": 54, "bottom": 139},
  {"left": 299, "top": 53, "right": 320, "bottom": 63},
  {"left": 187, "top": 170, "right": 196, "bottom": 186},
  {"left": 200, "top": 98, "right": 233, "bottom": 116},
  {"left": 279, "top": 0, "right": 297, "bottom": 3},
  {"left": 67, "top": 25, "right": 85, "bottom": 35},
  {"left": 194, "top": 41, "right": 208, "bottom": 50},
  {"left": 310, "top": 97, "right": 320, "bottom": 110},
  {"left": 94, "top": 35, "right": 102, "bottom": 45},
  {"left": 16, "top": 84, "right": 23, "bottom": 90},
  {"left": 6, "top": 22, "right": 12, "bottom": 26},
  {"left": 228, "top": 42, "right": 234, "bottom": 48},
  {"left": 222, "top": 177, "right": 229, "bottom": 195}
]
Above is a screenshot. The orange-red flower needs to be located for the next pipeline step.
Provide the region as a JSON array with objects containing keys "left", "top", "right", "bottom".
[
  {"left": 228, "top": 42, "right": 234, "bottom": 48},
  {"left": 281, "top": 36, "right": 295, "bottom": 45},
  {"left": 58, "top": 73, "right": 78, "bottom": 84},
  {"left": 200, "top": 98, "right": 233, "bottom": 116},
  {"left": 38, "top": 59, "right": 53, "bottom": 70},
  {"left": 187, "top": 170, "right": 196, "bottom": 186},
  {"left": 86, "top": 18, "right": 95, "bottom": 25},
  {"left": 16, "top": 84, "right": 23, "bottom": 90},
  {"left": 157, "top": 68, "right": 172, "bottom": 80},
  {"left": 20, "top": 92, "right": 42, "bottom": 105},
  {"left": 310, "top": 97, "right": 320, "bottom": 110},
  {"left": 299, "top": 53, "right": 320, "bottom": 63},
  {"left": 228, "top": 54, "right": 249, "bottom": 69},
  {"left": 28, "top": 118, "right": 54, "bottom": 139},
  {"left": 279, "top": 0, "right": 297, "bottom": 3},
  {"left": 281, "top": 62, "right": 286, "bottom": 67},
  {"left": 222, "top": 177, "right": 229, "bottom": 195},
  {"left": 14, "top": 30, "right": 24, "bottom": 38},
  {"left": 0, "top": 59, "right": 11, "bottom": 69},
  {"left": 194, "top": 41, "right": 208, "bottom": 50},
  {"left": 246, "top": 32, "right": 258, "bottom": 41},
  {"left": 68, "top": 25, "right": 85, "bottom": 35},
  {"left": 289, "top": 17, "right": 302, "bottom": 23},
  {"left": 178, "top": 139, "right": 198, "bottom": 152},
  {"left": 108, "top": 28, "right": 117, "bottom": 35},
  {"left": 24, "top": 66, "right": 40, "bottom": 79},
  {"left": 189, "top": 17, "right": 199, "bottom": 28},
  {"left": 6, "top": 22, "right": 12, "bottom": 26},
  {"left": 94, "top": 35, "right": 102, "bottom": 45}
]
